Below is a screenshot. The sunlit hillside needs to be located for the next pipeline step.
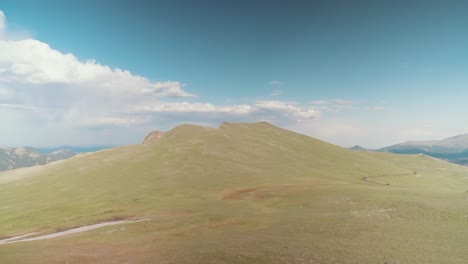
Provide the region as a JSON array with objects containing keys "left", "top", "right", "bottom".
[{"left": 0, "top": 122, "right": 467, "bottom": 263}]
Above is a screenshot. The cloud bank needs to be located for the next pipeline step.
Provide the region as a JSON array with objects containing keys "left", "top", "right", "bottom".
[
  {"left": 2, "top": 10, "right": 408, "bottom": 148},
  {"left": 0, "top": 10, "right": 324, "bottom": 145}
]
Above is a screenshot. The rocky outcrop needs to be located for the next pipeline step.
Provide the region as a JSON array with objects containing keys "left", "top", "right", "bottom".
[{"left": 143, "top": 130, "right": 165, "bottom": 144}]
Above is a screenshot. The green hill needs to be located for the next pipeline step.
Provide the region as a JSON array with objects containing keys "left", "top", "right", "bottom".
[{"left": 0, "top": 122, "right": 467, "bottom": 263}]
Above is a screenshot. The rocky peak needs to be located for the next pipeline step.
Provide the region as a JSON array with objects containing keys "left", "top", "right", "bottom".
[{"left": 143, "top": 130, "right": 165, "bottom": 144}]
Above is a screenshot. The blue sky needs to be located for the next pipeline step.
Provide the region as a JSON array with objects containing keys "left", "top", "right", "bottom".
[{"left": 1, "top": 0, "right": 468, "bottom": 148}]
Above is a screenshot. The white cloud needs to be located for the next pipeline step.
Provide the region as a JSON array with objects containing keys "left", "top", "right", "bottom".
[
  {"left": 0, "top": 103, "right": 35, "bottom": 111},
  {"left": 0, "top": 39, "right": 194, "bottom": 97},
  {"left": 0, "top": 87, "right": 14, "bottom": 99},
  {"left": 271, "top": 89, "right": 281, "bottom": 96},
  {"left": 143, "top": 81, "right": 194, "bottom": 97},
  {"left": 311, "top": 99, "right": 357, "bottom": 112},
  {"left": 0, "top": 10, "right": 5, "bottom": 39},
  {"left": 310, "top": 100, "right": 328, "bottom": 105},
  {"left": 332, "top": 99, "right": 354, "bottom": 105},
  {"left": 255, "top": 100, "right": 319, "bottom": 119},
  {"left": 134, "top": 102, "right": 253, "bottom": 115},
  {"left": 130, "top": 100, "right": 319, "bottom": 126},
  {"left": 0, "top": 10, "right": 388, "bottom": 148},
  {"left": 0, "top": 31, "right": 320, "bottom": 138},
  {"left": 77, "top": 116, "right": 149, "bottom": 128},
  {"left": 0, "top": 9, "right": 322, "bottom": 136},
  {"left": 270, "top": 81, "right": 283, "bottom": 85},
  {"left": 0, "top": 36, "right": 321, "bottom": 130}
]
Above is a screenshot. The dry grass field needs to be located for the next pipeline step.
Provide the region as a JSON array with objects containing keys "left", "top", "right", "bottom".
[{"left": 0, "top": 122, "right": 467, "bottom": 263}]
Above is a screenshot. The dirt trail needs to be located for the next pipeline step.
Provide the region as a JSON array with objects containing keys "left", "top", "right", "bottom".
[
  {"left": 362, "top": 170, "right": 417, "bottom": 187},
  {"left": 0, "top": 219, "right": 148, "bottom": 245}
]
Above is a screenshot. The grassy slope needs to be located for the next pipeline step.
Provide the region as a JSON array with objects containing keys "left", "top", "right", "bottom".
[{"left": 0, "top": 122, "right": 467, "bottom": 263}]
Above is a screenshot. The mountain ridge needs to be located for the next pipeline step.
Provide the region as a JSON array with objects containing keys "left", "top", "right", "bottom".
[
  {"left": 0, "top": 121, "right": 467, "bottom": 263},
  {"left": 0, "top": 145, "right": 113, "bottom": 171},
  {"left": 378, "top": 132, "right": 468, "bottom": 165}
]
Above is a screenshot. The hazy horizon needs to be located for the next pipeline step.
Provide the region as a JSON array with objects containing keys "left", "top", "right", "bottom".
[{"left": 1, "top": 120, "right": 468, "bottom": 150}]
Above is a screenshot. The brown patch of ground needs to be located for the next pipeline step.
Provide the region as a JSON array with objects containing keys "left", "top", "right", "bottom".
[
  {"left": 361, "top": 170, "right": 417, "bottom": 188},
  {"left": 223, "top": 184, "right": 323, "bottom": 200},
  {"left": 222, "top": 187, "right": 267, "bottom": 200},
  {"left": 43, "top": 241, "right": 152, "bottom": 264},
  {"left": 254, "top": 184, "right": 322, "bottom": 199}
]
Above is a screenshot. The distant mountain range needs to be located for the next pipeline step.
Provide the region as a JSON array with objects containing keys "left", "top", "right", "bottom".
[
  {"left": 34, "top": 145, "right": 114, "bottom": 154},
  {"left": 349, "top": 145, "right": 366, "bottom": 151},
  {"left": 0, "top": 146, "right": 113, "bottom": 171},
  {"left": 350, "top": 134, "right": 468, "bottom": 166}
]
